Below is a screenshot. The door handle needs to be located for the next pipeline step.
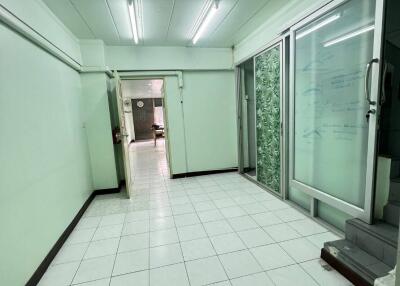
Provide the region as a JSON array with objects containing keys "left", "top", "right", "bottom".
[
  {"left": 365, "top": 58, "right": 379, "bottom": 105},
  {"left": 365, "top": 109, "right": 376, "bottom": 122}
]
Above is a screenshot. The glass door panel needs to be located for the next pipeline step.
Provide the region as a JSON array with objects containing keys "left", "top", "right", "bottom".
[
  {"left": 255, "top": 44, "right": 282, "bottom": 193},
  {"left": 291, "top": 0, "right": 383, "bottom": 221}
]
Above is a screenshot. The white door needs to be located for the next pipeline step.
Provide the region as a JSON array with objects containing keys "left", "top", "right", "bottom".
[
  {"left": 289, "top": 0, "right": 384, "bottom": 223},
  {"left": 114, "top": 71, "right": 132, "bottom": 198}
]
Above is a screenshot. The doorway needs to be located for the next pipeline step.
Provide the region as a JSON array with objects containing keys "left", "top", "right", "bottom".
[
  {"left": 374, "top": 0, "right": 400, "bottom": 227},
  {"left": 238, "top": 58, "right": 256, "bottom": 179},
  {"left": 131, "top": 98, "right": 165, "bottom": 141},
  {"left": 132, "top": 98, "right": 156, "bottom": 140},
  {"left": 120, "top": 78, "right": 170, "bottom": 179}
]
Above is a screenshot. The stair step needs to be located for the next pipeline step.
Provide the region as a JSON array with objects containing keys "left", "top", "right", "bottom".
[
  {"left": 391, "top": 177, "right": 400, "bottom": 183},
  {"left": 324, "top": 240, "right": 392, "bottom": 285},
  {"left": 390, "top": 159, "right": 400, "bottom": 179},
  {"left": 388, "top": 179, "right": 400, "bottom": 202},
  {"left": 345, "top": 219, "right": 397, "bottom": 267},
  {"left": 383, "top": 202, "right": 400, "bottom": 226}
]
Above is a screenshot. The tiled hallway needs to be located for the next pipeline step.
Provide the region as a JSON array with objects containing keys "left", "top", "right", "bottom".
[{"left": 39, "top": 140, "right": 353, "bottom": 286}]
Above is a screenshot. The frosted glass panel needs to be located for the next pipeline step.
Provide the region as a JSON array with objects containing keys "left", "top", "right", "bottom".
[
  {"left": 293, "top": 0, "right": 376, "bottom": 208},
  {"left": 256, "top": 45, "right": 281, "bottom": 193}
]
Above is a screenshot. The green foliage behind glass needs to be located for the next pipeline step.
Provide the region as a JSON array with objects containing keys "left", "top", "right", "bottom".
[{"left": 255, "top": 46, "right": 281, "bottom": 193}]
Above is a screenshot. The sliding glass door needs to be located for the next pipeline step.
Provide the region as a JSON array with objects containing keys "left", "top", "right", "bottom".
[
  {"left": 255, "top": 43, "right": 283, "bottom": 194},
  {"left": 289, "top": 0, "right": 384, "bottom": 222}
]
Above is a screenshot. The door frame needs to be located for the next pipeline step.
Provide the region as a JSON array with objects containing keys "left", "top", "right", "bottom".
[
  {"left": 236, "top": 34, "right": 289, "bottom": 200},
  {"left": 288, "top": 0, "right": 385, "bottom": 223},
  {"left": 114, "top": 71, "right": 132, "bottom": 198},
  {"left": 236, "top": 62, "right": 254, "bottom": 174},
  {"left": 118, "top": 74, "right": 177, "bottom": 179}
]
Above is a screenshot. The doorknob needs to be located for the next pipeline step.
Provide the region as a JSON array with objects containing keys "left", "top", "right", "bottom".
[{"left": 366, "top": 109, "right": 376, "bottom": 122}]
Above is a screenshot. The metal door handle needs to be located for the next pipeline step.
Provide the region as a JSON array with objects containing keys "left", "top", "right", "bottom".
[{"left": 365, "top": 58, "right": 379, "bottom": 105}]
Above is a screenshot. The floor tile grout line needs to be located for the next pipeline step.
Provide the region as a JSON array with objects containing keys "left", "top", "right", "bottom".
[
  {"left": 68, "top": 216, "right": 99, "bottom": 285},
  {"left": 108, "top": 215, "right": 127, "bottom": 285},
  {"left": 99, "top": 254, "right": 325, "bottom": 284},
  {"left": 174, "top": 223, "right": 193, "bottom": 286},
  {"left": 223, "top": 212, "right": 277, "bottom": 283},
  {"left": 70, "top": 276, "right": 111, "bottom": 286},
  {"left": 42, "top": 140, "right": 345, "bottom": 286},
  {"left": 190, "top": 200, "right": 233, "bottom": 284},
  {"left": 298, "top": 260, "right": 326, "bottom": 286}
]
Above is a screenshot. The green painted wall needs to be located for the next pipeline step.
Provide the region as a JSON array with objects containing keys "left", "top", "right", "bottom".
[
  {"left": 0, "top": 0, "right": 82, "bottom": 64},
  {"left": 107, "top": 79, "right": 125, "bottom": 182},
  {"left": 164, "top": 76, "right": 187, "bottom": 175},
  {"left": 233, "top": 0, "right": 327, "bottom": 63},
  {"left": 106, "top": 46, "right": 233, "bottom": 70},
  {"left": 81, "top": 73, "right": 118, "bottom": 189},
  {"left": 182, "top": 71, "right": 237, "bottom": 172},
  {"left": 0, "top": 23, "right": 92, "bottom": 285},
  {"left": 80, "top": 40, "right": 106, "bottom": 67},
  {"left": 114, "top": 71, "right": 237, "bottom": 176}
]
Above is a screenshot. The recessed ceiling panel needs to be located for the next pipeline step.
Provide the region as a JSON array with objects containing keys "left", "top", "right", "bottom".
[
  {"left": 71, "top": 0, "right": 120, "bottom": 44},
  {"left": 43, "top": 0, "right": 94, "bottom": 39},
  {"left": 142, "top": 0, "right": 174, "bottom": 45},
  {"left": 165, "top": 0, "right": 206, "bottom": 46},
  {"left": 191, "top": 0, "right": 238, "bottom": 47},
  {"left": 232, "top": 0, "right": 292, "bottom": 44},
  {"left": 207, "top": 0, "right": 271, "bottom": 46},
  {"left": 43, "top": 0, "right": 291, "bottom": 47},
  {"left": 106, "top": 0, "right": 134, "bottom": 45}
]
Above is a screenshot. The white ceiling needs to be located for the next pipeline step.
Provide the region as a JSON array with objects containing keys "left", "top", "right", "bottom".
[
  {"left": 43, "top": 0, "right": 293, "bottom": 47},
  {"left": 122, "top": 79, "right": 164, "bottom": 99}
]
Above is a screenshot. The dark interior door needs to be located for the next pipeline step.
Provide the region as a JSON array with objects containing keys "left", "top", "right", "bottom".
[{"left": 132, "top": 98, "right": 154, "bottom": 140}]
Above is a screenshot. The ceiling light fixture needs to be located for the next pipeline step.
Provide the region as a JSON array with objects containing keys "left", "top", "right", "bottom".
[
  {"left": 323, "top": 24, "right": 375, "bottom": 47},
  {"left": 296, "top": 14, "right": 340, "bottom": 40},
  {"left": 192, "top": 0, "right": 219, "bottom": 45},
  {"left": 128, "top": 0, "right": 139, "bottom": 44}
]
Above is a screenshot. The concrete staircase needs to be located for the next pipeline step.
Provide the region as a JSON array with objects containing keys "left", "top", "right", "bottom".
[
  {"left": 383, "top": 159, "right": 400, "bottom": 226},
  {"left": 322, "top": 158, "right": 400, "bottom": 285}
]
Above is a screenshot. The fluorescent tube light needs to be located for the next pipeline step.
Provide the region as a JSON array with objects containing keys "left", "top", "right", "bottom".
[
  {"left": 128, "top": 1, "right": 139, "bottom": 44},
  {"left": 192, "top": 2, "right": 218, "bottom": 45},
  {"left": 323, "top": 24, "right": 375, "bottom": 47},
  {"left": 296, "top": 14, "right": 340, "bottom": 40}
]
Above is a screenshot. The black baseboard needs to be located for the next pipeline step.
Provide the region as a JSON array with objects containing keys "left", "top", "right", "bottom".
[
  {"left": 171, "top": 168, "right": 238, "bottom": 179},
  {"left": 93, "top": 181, "right": 124, "bottom": 196},
  {"left": 26, "top": 186, "right": 122, "bottom": 286},
  {"left": 321, "top": 248, "right": 371, "bottom": 286}
]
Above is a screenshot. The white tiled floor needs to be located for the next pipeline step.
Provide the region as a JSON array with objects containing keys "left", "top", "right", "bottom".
[{"left": 39, "top": 139, "right": 354, "bottom": 286}]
